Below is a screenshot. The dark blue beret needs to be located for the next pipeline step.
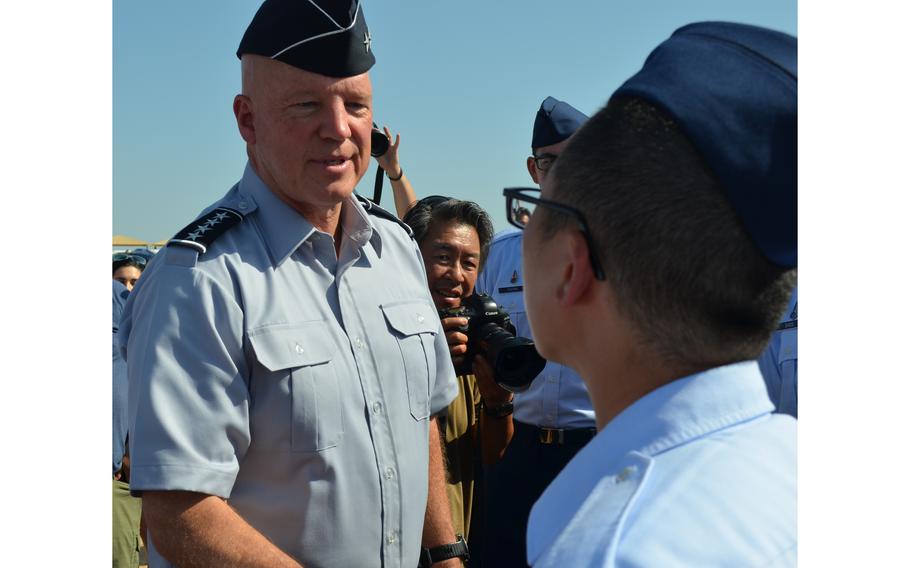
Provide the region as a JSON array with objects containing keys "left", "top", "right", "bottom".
[
  {"left": 237, "top": 0, "right": 375, "bottom": 78},
  {"left": 532, "top": 96, "right": 588, "bottom": 150},
  {"left": 613, "top": 22, "right": 797, "bottom": 269}
]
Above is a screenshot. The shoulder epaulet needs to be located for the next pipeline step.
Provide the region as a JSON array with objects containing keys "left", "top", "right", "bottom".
[
  {"left": 356, "top": 194, "right": 414, "bottom": 239},
  {"left": 168, "top": 207, "right": 245, "bottom": 254},
  {"left": 776, "top": 301, "right": 797, "bottom": 331}
]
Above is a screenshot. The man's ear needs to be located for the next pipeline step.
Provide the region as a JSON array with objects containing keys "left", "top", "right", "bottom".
[
  {"left": 556, "top": 231, "right": 595, "bottom": 307},
  {"left": 233, "top": 94, "right": 256, "bottom": 144},
  {"left": 526, "top": 156, "right": 540, "bottom": 184}
]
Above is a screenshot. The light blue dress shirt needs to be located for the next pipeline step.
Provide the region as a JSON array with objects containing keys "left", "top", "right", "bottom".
[
  {"left": 476, "top": 230, "right": 595, "bottom": 429},
  {"left": 527, "top": 361, "right": 797, "bottom": 567},
  {"left": 112, "top": 280, "right": 130, "bottom": 474},
  {"left": 120, "top": 163, "right": 458, "bottom": 568},
  {"left": 758, "top": 286, "right": 798, "bottom": 418}
]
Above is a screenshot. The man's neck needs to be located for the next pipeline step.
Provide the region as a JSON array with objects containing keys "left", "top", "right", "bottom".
[{"left": 569, "top": 319, "right": 703, "bottom": 431}]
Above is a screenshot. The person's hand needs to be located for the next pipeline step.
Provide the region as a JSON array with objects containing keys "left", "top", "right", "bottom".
[
  {"left": 473, "top": 355, "right": 513, "bottom": 407},
  {"left": 441, "top": 316, "right": 469, "bottom": 367},
  {"left": 375, "top": 126, "right": 402, "bottom": 178}
]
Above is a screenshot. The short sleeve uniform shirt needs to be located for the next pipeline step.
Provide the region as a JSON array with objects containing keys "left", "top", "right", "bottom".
[
  {"left": 527, "top": 361, "right": 797, "bottom": 567},
  {"left": 758, "top": 286, "right": 798, "bottom": 417},
  {"left": 120, "top": 163, "right": 458, "bottom": 568}
]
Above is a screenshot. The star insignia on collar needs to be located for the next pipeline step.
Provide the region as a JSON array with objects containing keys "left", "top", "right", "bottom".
[
  {"left": 195, "top": 224, "right": 212, "bottom": 233},
  {"left": 186, "top": 231, "right": 202, "bottom": 241},
  {"left": 363, "top": 30, "right": 372, "bottom": 53},
  {"left": 213, "top": 212, "right": 228, "bottom": 221}
]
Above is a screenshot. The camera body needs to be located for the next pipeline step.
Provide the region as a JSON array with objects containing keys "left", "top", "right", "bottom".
[
  {"left": 438, "top": 293, "right": 546, "bottom": 392},
  {"left": 371, "top": 123, "right": 389, "bottom": 157}
]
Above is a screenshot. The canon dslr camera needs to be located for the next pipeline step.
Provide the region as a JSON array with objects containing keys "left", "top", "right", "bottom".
[{"left": 439, "top": 293, "right": 546, "bottom": 392}]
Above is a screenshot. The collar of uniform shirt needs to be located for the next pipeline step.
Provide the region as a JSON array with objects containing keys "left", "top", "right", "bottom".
[
  {"left": 239, "top": 162, "right": 379, "bottom": 264},
  {"left": 526, "top": 360, "right": 774, "bottom": 561}
]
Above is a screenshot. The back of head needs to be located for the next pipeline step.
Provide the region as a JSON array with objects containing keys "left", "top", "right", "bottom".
[{"left": 546, "top": 22, "right": 797, "bottom": 368}]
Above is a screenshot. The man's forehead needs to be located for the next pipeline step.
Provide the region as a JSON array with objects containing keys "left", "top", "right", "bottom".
[
  {"left": 247, "top": 55, "right": 371, "bottom": 91},
  {"left": 534, "top": 137, "right": 571, "bottom": 157}
]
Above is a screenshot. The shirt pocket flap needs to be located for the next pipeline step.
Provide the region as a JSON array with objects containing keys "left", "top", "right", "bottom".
[
  {"left": 248, "top": 321, "right": 336, "bottom": 371},
  {"left": 381, "top": 301, "right": 439, "bottom": 337}
]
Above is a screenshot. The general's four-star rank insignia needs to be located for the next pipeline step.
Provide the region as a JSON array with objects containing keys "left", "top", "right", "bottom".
[{"left": 168, "top": 207, "right": 245, "bottom": 254}]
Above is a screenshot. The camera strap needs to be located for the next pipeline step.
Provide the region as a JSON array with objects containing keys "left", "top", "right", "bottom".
[{"left": 372, "top": 164, "right": 384, "bottom": 205}]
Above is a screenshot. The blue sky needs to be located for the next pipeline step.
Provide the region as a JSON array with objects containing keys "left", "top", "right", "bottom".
[{"left": 114, "top": 0, "right": 796, "bottom": 241}]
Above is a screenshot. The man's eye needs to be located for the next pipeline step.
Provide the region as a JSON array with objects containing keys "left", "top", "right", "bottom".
[{"left": 346, "top": 102, "right": 369, "bottom": 114}]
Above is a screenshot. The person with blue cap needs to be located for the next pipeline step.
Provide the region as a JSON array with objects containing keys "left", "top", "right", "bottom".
[
  {"left": 503, "top": 21, "right": 798, "bottom": 566},
  {"left": 475, "top": 96, "right": 595, "bottom": 568},
  {"left": 759, "top": 285, "right": 798, "bottom": 418},
  {"left": 119, "top": 1, "right": 464, "bottom": 566},
  {"left": 112, "top": 280, "right": 143, "bottom": 567}
]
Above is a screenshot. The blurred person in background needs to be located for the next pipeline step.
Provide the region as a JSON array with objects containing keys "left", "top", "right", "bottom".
[
  {"left": 476, "top": 96, "right": 594, "bottom": 568},
  {"left": 113, "top": 280, "right": 142, "bottom": 567},
  {"left": 112, "top": 253, "right": 146, "bottom": 292},
  {"left": 404, "top": 196, "right": 514, "bottom": 564}
]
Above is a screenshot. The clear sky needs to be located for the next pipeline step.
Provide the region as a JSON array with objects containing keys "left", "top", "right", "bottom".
[{"left": 113, "top": 0, "right": 796, "bottom": 242}]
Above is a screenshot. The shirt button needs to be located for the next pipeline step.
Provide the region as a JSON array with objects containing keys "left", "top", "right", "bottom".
[
  {"left": 355, "top": 337, "right": 364, "bottom": 349},
  {"left": 372, "top": 401, "right": 383, "bottom": 414},
  {"left": 385, "top": 467, "right": 396, "bottom": 480},
  {"left": 295, "top": 343, "right": 304, "bottom": 354},
  {"left": 616, "top": 465, "right": 637, "bottom": 483},
  {"left": 417, "top": 314, "right": 425, "bottom": 323},
  {"left": 238, "top": 200, "right": 249, "bottom": 210},
  {"left": 387, "top": 531, "right": 397, "bottom": 545}
]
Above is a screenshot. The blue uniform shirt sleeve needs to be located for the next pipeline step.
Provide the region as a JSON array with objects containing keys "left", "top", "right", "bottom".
[{"left": 123, "top": 253, "right": 251, "bottom": 498}]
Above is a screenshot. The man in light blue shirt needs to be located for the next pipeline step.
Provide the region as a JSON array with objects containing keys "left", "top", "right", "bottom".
[
  {"left": 505, "top": 22, "right": 798, "bottom": 567},
  {"left": 476, "top": 96, "right": 595, "bottom": 568},
  {"left": 118, "top": 2, "right": 462, "bottom": 566},
  {"left": 759, "top": 286, "right": 798, "bottom": 417}
]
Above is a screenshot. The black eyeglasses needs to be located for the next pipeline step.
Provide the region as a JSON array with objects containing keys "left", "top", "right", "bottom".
[
  {"left": 112, "top": 253, "right": 147, "bottom": 268},
  {"left": 530, "top": 153, "right": 557, "bottom": 172},
  {"left": 502, "top": 187, "right": 605, "bottom": 280}
]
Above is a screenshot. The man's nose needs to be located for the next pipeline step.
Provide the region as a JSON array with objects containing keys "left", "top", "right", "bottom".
[
  {"left": 446, "top": 263, "right": 466, "bottom": 283},
  {"left": 319, "top": 100, "right": 353, "bottom": 141}
]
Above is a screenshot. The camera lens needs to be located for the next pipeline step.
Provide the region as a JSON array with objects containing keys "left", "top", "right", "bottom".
[
  {"left": 477, "top": 324, "right": 546, "bottom": 392},
  {"left": 371, "top": 128, "right": 389, "bottom": 157}
]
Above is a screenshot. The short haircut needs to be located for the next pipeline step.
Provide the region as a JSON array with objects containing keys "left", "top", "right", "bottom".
[
  {"left": 403, "top": 198, "right": 495, "bottom": 269},
  {"left": 112, "top": 257, "right": 144, "bottom": 276},
  {"left": 543, "top": 97, "right": 796, "bottom": 366}
]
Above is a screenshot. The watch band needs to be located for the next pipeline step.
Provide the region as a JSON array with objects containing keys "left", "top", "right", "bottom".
[
  {"left": 419, "top": 534, "right": 470, "bottom": 567},
  {"left": 483, "top": 400, "right": 514, "bottom": 418}
]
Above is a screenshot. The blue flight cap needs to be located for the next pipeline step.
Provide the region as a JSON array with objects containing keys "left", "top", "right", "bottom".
[
  {"left": 128, "top": 248, "right": 156, "bottom": 263},
  {"left": 612, "top": 22, "right": 797, "bottom": 269},
  {"left": 237, "top": 0, "right": 375, "bottom": 78},
  {"left": 532, "top": 96, "right": 589, "bottom": 149}
]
